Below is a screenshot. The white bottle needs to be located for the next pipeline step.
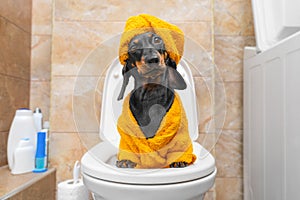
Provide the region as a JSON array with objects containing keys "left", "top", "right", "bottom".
[
  {"left": 33, "top": 108, "right": 43, "bottom": 132},
  {"left": 11, "top": 138, "right": 35, "bottom": 174},
  {"left": 7, "top": 109, "right": 37, "bottom": 170},
  {"left": 42, "top": 121, "right": 50, "bottom": 168}
]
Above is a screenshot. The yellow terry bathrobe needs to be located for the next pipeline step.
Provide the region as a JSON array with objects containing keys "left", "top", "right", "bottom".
[{"left": 117, "top": 93, "right": 196, "bottom": 168}]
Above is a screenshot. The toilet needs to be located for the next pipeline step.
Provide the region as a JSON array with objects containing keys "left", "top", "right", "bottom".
[{"left": 81, "top": 58, "right": 217, "bottom": 200}]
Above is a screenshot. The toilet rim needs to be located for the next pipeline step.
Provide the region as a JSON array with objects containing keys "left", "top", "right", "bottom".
[{"left": 81, "top": 141, "right": 216, "bottom": 184}]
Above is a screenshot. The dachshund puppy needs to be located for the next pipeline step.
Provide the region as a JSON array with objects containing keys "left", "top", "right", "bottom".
[{"left": 116, "top": 32, "right": 188, "bottom": 168}]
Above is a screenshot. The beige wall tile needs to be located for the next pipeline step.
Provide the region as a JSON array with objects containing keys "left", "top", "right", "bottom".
[
  {"left": 197, "top": 133, "right": 216, "bottom": 157},
  {"left": 183, "top": 44, "right": 213, "bottom": 78},
  {"left": 214, "top": 80, "right": 226, "bottom": 130},
  {"left": 55, "top": 0, "right": 211, "bottom": 22},
  {"left": 0, "top": 0, "right": 32, "bottom": 33},
  {"left": 215, "top": 82, "right": 243, "bottom": 130},
  {"left": 215, "top": 36, "right": 256, "bottom": 82},
  {"left": 0, "top": 17, "right": 31, "bottom": 80},
  {"left": 0, "top": 132, "right": 8, "bottom": 167},
  {"left": 174, "top": 22, "right": 212, "bottom": 52},
  {"left": 30, "top": 81, "right": 50, "bottom": 122},
  {"left": 194, "top": 77, "right": 214, "bottom": 133},
  {"left": 215, "top": 130, "right": 242, "bottom": 177},
  {"left": 0, "top": 75, "right": 30, "bottom": 132},
  {"left": 73, "top": 76, "right": 103, "bottom": 133},
  {"left": 49, "top": 132, "right": 84, "bottom": 182},
  {"left": 51, "top": 76, "right": 101, "bottom": 133},
  {"left": 78, "top": 132, "right": 101, "bottom": 152},
  {"left": 216, "top": 178, "right": 243, "bottom": 200},
  {"left": 31, "top": 35, "right": 51, "bottom": 81},
  {"left": 204, "top": 191, "right": 215, "bottom": 200},
  {"left": 32, "top": 0, "right": 53, "bottom": 35},
  {"left": 52, "top": 21, "right": 125, "bottom": 76},
  {"left": 50, "top": 77, "right": 77, "bottom": 132},
  {"left": 94, "top": 76, "right": 104, "bottom": 126},
  {"left": 214, "top": 0, "right": 254, "bottom": 36}
]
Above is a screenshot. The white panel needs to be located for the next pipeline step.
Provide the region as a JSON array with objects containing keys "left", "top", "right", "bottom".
[
  {"left": 249, "top": 66, "right": 265, "bottom": 200},
  {"left": 243, "top": 64, "right": 251, "bottom": 200},
  {"left": 245, "top": 32, "right": 300, "bottom": 200},
  {"left": 244, "top": 29, "right": 300, "bottom": 200},
  {"left": 286, "top": 49, "right": 300, "bottom": 200},
  {"left": 265, "top": 58, "right": 284, "bottom": 200}
]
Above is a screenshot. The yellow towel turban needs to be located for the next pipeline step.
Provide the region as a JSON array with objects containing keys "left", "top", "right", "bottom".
[{"left": 119, "top": 14, "right": 184, "bottom": 66}]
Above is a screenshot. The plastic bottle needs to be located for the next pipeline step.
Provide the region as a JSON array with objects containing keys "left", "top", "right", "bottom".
[
  {"left": 33, "top": 108, "right": 43, "bottom": 132},
  {"left": 7, "top": 109, "right": 37, "bottom": 170},
  {"left": 42, "top": 121, "right": 50, "bottom": 168},
  {"left": 11, "top": 138, "right": 35, "bottom": 174},
  {"left": 33, "top": 132, "right": 47, "bottom": 173}
]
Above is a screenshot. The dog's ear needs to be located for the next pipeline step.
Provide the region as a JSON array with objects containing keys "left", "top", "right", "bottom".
[
  {"left": 117, "top": 60, "right": 133, "bottom": 100},
  {"left": 165, "top": 56, "right": 187, "bottom": 90}
]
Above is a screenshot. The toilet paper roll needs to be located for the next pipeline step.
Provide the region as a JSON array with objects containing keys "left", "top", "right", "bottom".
[{"left": 57, "top": 179, "right": 89, "bottom": 200}]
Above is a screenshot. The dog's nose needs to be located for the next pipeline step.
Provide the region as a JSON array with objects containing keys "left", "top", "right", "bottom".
[{"left": 146, "top": 57, "right": 159, "bottom": 64}]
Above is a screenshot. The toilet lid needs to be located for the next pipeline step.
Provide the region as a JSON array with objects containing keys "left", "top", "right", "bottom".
[
  {"left": 99, "top": 59, "right": 199, "bottom": 148},
  {"left": 81, "top": 142, "right": 215, "bottom": 184}
]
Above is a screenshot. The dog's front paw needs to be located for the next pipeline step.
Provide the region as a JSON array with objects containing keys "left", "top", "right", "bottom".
[
  {"left": 116, "top": 159, "right": 137, "bottom": 168},
  {"left": 170, "top": 161, "right": 188, "bottom": 168}
]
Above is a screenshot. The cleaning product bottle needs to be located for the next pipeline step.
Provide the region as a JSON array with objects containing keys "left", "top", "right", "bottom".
[
  {"left": 33, "top": 131, "right": 47, "bottom": 173},
  {"left": 11, "top": 138, "right": 35, "bottom": 174},
  {"left": 7, "top": 109, "right": 37, "bottom": 170},
  {"left": 33, "top": 108, "right": 43, "bottom": 132},
  {"left": 42, "top": 121, "right": 49, "bottom": 168}
]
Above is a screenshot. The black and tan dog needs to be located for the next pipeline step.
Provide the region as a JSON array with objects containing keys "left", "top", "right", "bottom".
[
  {"left": 118, "top": 32, "right": 186, "bottom": 137},
  {"left": 116, "top": 32, "right": 190, "bottom": 168},
  {"left": 115, "top": 14, "right": 196, "bottom": 169}
]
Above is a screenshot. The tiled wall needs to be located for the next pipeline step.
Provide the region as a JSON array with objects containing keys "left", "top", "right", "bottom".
[
  {"left": 214, "top": 0, "right": 255, "bottom": 199},
  {"left": 24, "top": 0, "right": 255, "bottom": 199},
  {"left": 50, "top": 0, "right": 214, "bottom": 183},
  {"left": 30, "top": 0, "right": 52, "bottom": 122},
  {"left": 0, "top": 0, "right": 32, "bottom": 167}
]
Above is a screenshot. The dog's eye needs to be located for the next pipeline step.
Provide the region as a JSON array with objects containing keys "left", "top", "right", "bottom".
[
  {"left": 153, "top": 37, "right": 162, "bottom": 44},
  {"left": 129, "top": 45, "right": 137, "bottom": 53}
]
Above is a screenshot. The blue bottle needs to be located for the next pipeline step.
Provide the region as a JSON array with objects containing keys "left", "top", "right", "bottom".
[{"left": 33, "top": 132, "right": 47, "bottom": 173}]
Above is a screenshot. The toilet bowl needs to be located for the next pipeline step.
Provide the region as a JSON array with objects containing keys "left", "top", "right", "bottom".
[{"left": 81, "top": 59, "right": 216, "bottom": 200}]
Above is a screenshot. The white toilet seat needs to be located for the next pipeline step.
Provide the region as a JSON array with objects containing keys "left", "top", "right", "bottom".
[
  {"left": 81, "top": 141, "right": 215, "bottom": 185},
  {"left": 80, "top": 58, "right": 216, "bottom": 199}
]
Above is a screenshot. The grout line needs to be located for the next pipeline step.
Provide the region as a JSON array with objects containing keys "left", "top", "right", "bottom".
[
  {"left": 30, "top": 79, "right": 51, "bottom": 82},
  {"left": 214, "top": 34, "right": 256, "bottom": 37},
  {"left": 216, "top": 80, "right": 243, "bottom": 83},
  {"left": 49, "top": 131, "right": 99, "bottom": 133},
  {"left": 53, "top": 19, "right": 212, "bottom": 23},
  {"left": 48, "top": 0, "right": 56, "bottom": 135},
  {"left": 215, "top": 177, "right": 244, "bottom": 179},
  {"left": 0, "top": 131, "right": 9, "bottom": 134},
  {"left": 211, "top": 0, "right": 216, "bottom": 150},
  {"left": 0, "top": 73, "right": 30, "bottom": 81},
  {"left": 31, "top": 34, "right": 52, "bottom": 37},
  {"left": 216, "top": 128, "right": 243, "bottom": 131},
  {"left": 51, "top": 75, "right": 104, "bottom": 78},
  {"left": 0, "top": 15, "right": 31, "bottom": 34}
]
